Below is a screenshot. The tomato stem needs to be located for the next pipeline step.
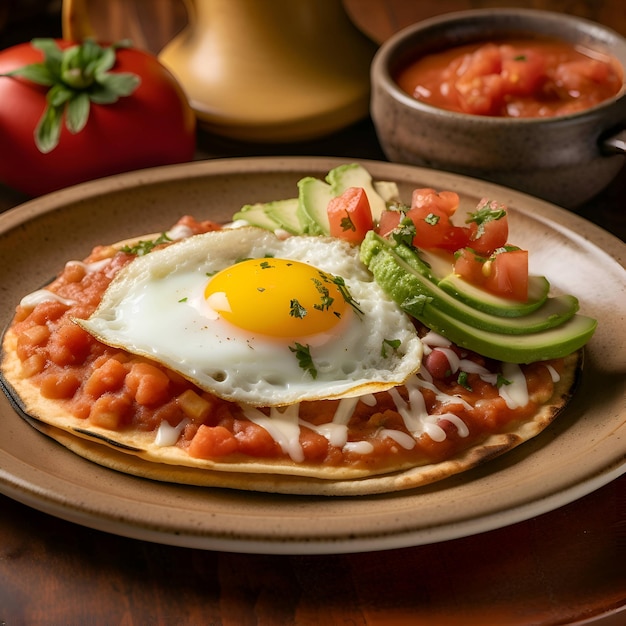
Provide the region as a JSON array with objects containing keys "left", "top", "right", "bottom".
[{"left": 0, "top": 38, "right": 140, "bottom": 153}]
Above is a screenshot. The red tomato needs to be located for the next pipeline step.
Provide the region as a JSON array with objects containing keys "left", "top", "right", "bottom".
[
  {"left": 483, "top": 249, "right": 529, "bottom": 301},
  {"left": 454, "top": 248, "right": 486, "bottom": 285},
  {"left": 0, "top": 40, "right": 196, "bottom": 196},
  {"left": 411, "top": 188, "right": 460, "bottom": 216},
  {"left": 500, "top": 46, "right": 546, "bottom": 97},
  {"left": 377, "top": 209, "right": 402, "bottom": 237},
  {"left": 327, "top": 186, "right": 373, "bottom": 243},
  {"left": 466, "top": 201, "right": 509, "bottom": 255},
  {"left": 407, "top": 188, "right": 470, "bottom": 251},
  {"left": 407, "top": 208, "right": 470, "bottom": 252}
]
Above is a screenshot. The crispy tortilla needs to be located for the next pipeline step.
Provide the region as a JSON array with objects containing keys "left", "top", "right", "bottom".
[{"left": 0, "top": 230, "right": 583, "bottom": 496}]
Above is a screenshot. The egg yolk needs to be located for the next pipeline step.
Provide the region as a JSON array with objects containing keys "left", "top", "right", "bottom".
[{"left": 204, "top": 258, "right": 350, "bottom": 337}]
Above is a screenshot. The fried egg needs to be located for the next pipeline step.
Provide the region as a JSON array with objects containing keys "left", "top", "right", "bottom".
[{"left": 78, "top": 228, "right": 422, "bottom": 406}]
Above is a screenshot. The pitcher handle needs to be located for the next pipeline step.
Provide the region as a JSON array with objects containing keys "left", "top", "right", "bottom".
[{"left": 601, "top": 127, "right": 626, "bottom": 155}]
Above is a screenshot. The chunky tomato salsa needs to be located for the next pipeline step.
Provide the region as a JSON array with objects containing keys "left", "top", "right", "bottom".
[
  {"left": 395, "top": 38, "right": 623, "bottom": 117},
  {"left": 7, "top": 216, "right": 565, "bottom": 472}
]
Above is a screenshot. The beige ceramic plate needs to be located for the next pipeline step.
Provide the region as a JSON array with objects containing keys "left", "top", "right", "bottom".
[{"left": 0, "top": 157, "right": 624, "bottom": 554}]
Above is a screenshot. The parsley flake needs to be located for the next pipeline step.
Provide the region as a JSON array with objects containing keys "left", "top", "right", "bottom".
[
  {"left": 425, "top": 213, "right": 440, "bottom": 226},
  {"left": 340, "top": 215, "right": 356, "bottom": 232},
  {"left": 457, "top": 371, "right": 472, "bottom": 390},
  {"left": 496, "top": 373, "right": 512, "bottom": 388},
  {"left": 120, "top": 232, "right": 172, "bottom": 256},
  {"left": 289, "top": 299, "right": 307, "bottom": 319},
  {"left": 381, "top": 338, "right": 401, "bottom": 358},
  {"left": 312, "top": 278, "right": 335, "bottom": 312},
  {"left": 289, "top": 342, "right": 317, "bottom": 379},
  {"left": 330, "top": 275, "right": 363, "bottom": 316},
  {"left": 391, "top": 214, "right": 417, "bottom": 247},
  {"left": 466, "top": 200, "right": 507, "bottom": 237}
]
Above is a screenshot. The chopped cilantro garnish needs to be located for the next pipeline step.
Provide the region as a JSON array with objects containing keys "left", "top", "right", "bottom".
[
  {"left": 390, "top": 214, "right": 416, "bottom": 247},
  {"left": 289, "top": 342, "right": 317, "bottom": 379},
  {"left": 381, "top": 338, "right": 401, "bottom": 358},
  {"left": 329, "top": 275, "right": 363, "bottom": 316},
  {"left": 120, "top": 232, "right": 172, "bottom": 256},
  {"left": 289, "top": 299, "right": 307, "bottom": 319},
  {"left": 466, "top": 201, "right": 507, "bottom": 237},
  {"left": 425, "top": 213, "right": 440, "bottom": 226},
  {"left": 312, "top": 278, "right": 334, "bottom": 312},
  {"left": 496, "top": 373, "right": 512, "bottom": 388},
  {"left": 457, "top": 371, "right": 472, "bottom": 390},
  {"left": 340, "top": 215, "right": 356, "bottom": 232},
  {"left": 259, "top": 260, "right": 273, "bottom": 269},
  {"left": 178, "top": 297, "right": 188, "bottom": 303}
]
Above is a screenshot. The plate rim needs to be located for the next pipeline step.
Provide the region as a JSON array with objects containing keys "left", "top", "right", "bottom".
[{"left": 1, "top": 156, "right": 624, "bottom": 555}]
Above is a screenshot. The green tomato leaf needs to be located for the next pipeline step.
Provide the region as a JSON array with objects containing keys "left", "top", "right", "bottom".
[
  {"left": 47, "top": 83, "right": 74, "bottom": 107},
  {"left": 89, "top": 83, "right": 122, "bottom": 104},
  {"left": 93, "top": 46, "right": 116, "bottom": 75},
  {"left": 32, "top": 38, "right": 63, "bottom": 78},
  {"left": 2, "top": 62, "right": 56, "bottom": 86},
  {"left": 35, "top": 104, "right": 63, "bottom": 153},
  {"left": 66, "top": 93, "right": 91, "bottom": 134},
  {"left": 96, "top": 71, "right": 141, "bottom": 97},
  {"left": 11, "top": 38, "right": 142, "bottom": 153},
  {"left": 32, "top": 38, "right": 63, "bottom": 63}
]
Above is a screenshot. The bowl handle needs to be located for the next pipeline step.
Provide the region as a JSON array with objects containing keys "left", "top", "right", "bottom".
[{"left": 601, "top": 127, "right": 626, "bottom": 155}]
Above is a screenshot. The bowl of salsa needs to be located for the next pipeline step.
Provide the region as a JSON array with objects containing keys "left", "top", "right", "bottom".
[{"left": 371, "top": 9, "right": 626, "bottom": 207}]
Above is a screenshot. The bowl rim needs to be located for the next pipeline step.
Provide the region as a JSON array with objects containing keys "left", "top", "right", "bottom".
[{"left": 371, "top": 7, "right": 626, "bottom": 125}]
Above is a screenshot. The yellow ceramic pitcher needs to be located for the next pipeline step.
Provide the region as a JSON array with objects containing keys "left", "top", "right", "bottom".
[{"left": 63, "top": 0, "right": 377, "bottom": 142}]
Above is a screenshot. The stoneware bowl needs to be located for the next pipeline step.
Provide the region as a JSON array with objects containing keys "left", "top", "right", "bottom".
[{"left": 370, "top": 9, "right": 626, "bottom": 208}]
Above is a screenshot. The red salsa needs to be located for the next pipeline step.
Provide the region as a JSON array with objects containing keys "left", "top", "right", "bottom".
[{"left": 395, "top": 38, "right": 623, "bottom": 117}]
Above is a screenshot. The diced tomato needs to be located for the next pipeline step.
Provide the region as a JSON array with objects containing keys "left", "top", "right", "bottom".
[
  {"left": 377, "top": 209, "right": 402, "bottom": 237},
  {"left": 327, "top": 187, "right": 373, "bottom": 243},
  {"left": 406, "top": 188, "right": 470, "bottom": 251},
  {"left": 411, "top": 188, "right": 460, "bottom": 216},
  {"left": 125, "top": 361, "right": 171, "bottom": 406},
  {"left": 466, "top": 200, "right": 509, "bottom": 255},
  {"left": 407, "top": 207, "right": 470, "bottom": 252},
  {"left": 500, "top": 46, "right": 546, "bottom": 97},
  {"left": 188, "top": 425, "right": 238, "bottom": 458},
  {"left": 454, "top": 248, "right": 486, "bottom": 285},
  {"left": 483, "top": 249, "right": 529, "bottom": 301}
]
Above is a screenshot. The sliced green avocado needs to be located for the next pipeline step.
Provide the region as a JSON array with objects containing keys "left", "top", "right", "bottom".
[
  {"left": 360, "top": 231, "right": 596, "bottom": 361},
  {"left": 438, "top": 272, "right": 551, "bottom": 317},
  {"left": 232, "top": 202, "right": 282, "bottom": 232},
  {"left": 407, "top": 303, "right": 596, "bottom": 363},
  {"left": 417, "top": 247, "right": 551, "bottom": 316},
  {"left": 362, "top": 232, "right": 579, "bottom": 335},
  {"left": 296, "top": 176, "right": 333, "bottom": 235},
  {"left": 298, "top": 163, "right": 400, "bottom": 235},
  {"left": 326, "top": 163, "right": 397, "bottom": 221},
  {"left": 264, "top": 198, "right": 302, "bottom": 235}
]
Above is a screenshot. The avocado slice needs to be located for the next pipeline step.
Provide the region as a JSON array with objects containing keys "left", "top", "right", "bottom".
[
  {"left": 407, "top": 302, "right": 596, "bottom": 363},
  {"left": 360, "top": 231, "right": 596, "bottom": 361},
  {"left": 298, "top": 164, "right": 400, "bottom": 235},
  {"left": 264, "top": 198, "right": 303, "bottom": 235},
  {"left": 232, "top": 202, "right": 282, "bottom": 232},
  {"left": 326, "top": 163, "right": 397, "bottom": 221},
  {"left": 296, "top": 176, "right": 333, "bottom": 235},
  {"left": 438, "top": 272, "right": 551, "bottom": 317},
  {"left": 417, "top": 247, "right": 551, "bottom": 316},
  {"left": 362, "top": 232, "right": 579, "bottom": 335}
]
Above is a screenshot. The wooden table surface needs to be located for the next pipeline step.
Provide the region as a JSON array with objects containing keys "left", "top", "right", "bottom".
[{"left": 1, "top": 2, "right": 625, "bottom": 624}]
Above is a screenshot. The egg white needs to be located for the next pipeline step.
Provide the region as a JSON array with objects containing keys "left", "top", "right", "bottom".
[{"left": 78, "top": 228, "right": 423, "bottom": 406}]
